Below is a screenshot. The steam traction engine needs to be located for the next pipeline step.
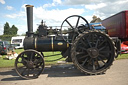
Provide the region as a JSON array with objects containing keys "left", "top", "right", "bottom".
[{"left": 15, "top": 5, "right": 121, "bottom": 79}]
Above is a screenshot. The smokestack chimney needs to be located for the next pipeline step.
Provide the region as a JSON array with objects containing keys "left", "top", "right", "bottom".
[{"left": 25, "top": 5, "right": 34, "bottom": 37}]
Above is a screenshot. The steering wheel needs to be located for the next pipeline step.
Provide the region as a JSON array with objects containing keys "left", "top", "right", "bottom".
[{"left": 60, "top": 15, "right": 90, "bottom": 44}]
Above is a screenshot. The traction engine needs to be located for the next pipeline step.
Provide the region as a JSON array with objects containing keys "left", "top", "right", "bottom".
[{"left": 15, "top": 5, "right": 121, "bottom": 79}]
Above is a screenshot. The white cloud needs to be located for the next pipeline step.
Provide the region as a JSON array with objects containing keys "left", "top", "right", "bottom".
[
  {"left": 116, "top": 0, "right": 128, "bottom": 4},
  {"left": 0, "top": 0, "right": 5, "bottom": 4},
  {"left": 5, "top": 5, "right": 85, "bottom": 34},
  {"left": 83, "top": 15, "right": 93, "bottom": 22},
  {"left": 33, "top": 7, "right": 85, "bottom": 26},
  {"left": 62, "top": 0, "right": 128, "bottom": 19},
  {"left": 6, "top": 6, "right": 14, "bottom": 10},
  {"left": 43, "top": 0, "right": 62, "bottom": 8},
  {"left": 53, "top": 0, "right": 62, "bottom": 4},
  {"left": 17, "top": 24, "right": 27, "bottom": 35},
  {"left": 0, "top": 23, "right": 4, "bottom": 35},
  {"left": 92, "top": 1, "right": 128, "bottom": 19},
  {"left": 6, "top": 11, "right": 25, "bottom": 19},
  {"left": 85, "top": 3, "right": 106, "bottom": 10},
  {"left": 63, "top": 0, "right": 100, "bottom": 5},
  {"left": 43, "top": 3, "right": 55, "bottom": 8}
]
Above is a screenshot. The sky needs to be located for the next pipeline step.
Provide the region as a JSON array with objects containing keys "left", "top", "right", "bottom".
[{"left": 0, "top": 0, "right": 128, "bottom": 35}]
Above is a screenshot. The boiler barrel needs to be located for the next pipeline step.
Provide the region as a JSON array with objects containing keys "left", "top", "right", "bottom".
[{"left": 24, "top": 37, "right": 69, "bottom": 52}]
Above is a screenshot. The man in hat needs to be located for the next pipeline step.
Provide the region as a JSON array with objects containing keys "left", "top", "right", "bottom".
[{"left": 90, "top": 15, "right": 102, "bottom": 23}]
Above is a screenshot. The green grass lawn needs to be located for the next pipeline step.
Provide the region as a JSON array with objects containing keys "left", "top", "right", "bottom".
[
  {"left": 0, "top": 49, "right": 128, "bottom": 68},
  {"left": 116, "top": 53, "right": 128, "bottom": 59},
  {"left": 0, "top": 49, "right": 65, "bottom": 68}
]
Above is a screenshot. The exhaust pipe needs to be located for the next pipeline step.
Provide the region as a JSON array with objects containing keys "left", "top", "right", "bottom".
[{"left": 25, "top": 5, "right": 34, "bottom": 37}]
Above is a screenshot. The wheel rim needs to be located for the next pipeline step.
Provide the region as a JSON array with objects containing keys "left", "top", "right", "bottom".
[
  {"left": 60, "top": 15, "right": 90, "bottom": 44},
  {"left": 72, "top": 31, "right": 115, "bottom": 74},
  {"left": 15, "top": 50, "right": 45, "bottom": 79}
]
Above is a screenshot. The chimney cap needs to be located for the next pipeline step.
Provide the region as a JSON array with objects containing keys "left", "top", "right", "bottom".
[{"left": 25, "top": 5, "right": 34, "bottom": 7}]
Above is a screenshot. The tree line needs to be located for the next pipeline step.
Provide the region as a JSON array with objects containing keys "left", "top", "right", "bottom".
[{"left": 0, "top": 22, "right": 18, "bottom": 41}]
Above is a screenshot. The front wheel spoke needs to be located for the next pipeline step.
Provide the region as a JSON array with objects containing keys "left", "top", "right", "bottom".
[
  {"left": 34, "top": 58, "right": 43, "bottom": 64},
  {"left": 21, "top": 67, "right": 27, "bottom": 75},
  {"left": 17, "top": 66, "right": 26, "bottom": 69},
  {"left": 33, "top": 69, "right": 36, "bottom": 77},
  {"left": 22, "top": 57, "right": 28, "bottom": 62},
  {"left": 31, "top": 68, "right": 38, "bottom": 77},
  {"left": 17, "top": 60, "right": 23, "bottom": 63},
  {"left": 27, "top": 69, "right": 30, "bottom": 77},
  {"left": 30, "top": 52, "right": 34, "bottom": 61}
]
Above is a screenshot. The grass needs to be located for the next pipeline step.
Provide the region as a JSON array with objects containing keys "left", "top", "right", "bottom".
[
  {"left": 0, "top": 49, "right": 23, "bottom": 68},
  {"left": 0, "top": 49, "right": 65, "bottom": 68},
  {"left": 0, "top": 49, "right": 128, "bottom": 68},
  {"left": 117, "top": 53, "right": 128, "bottom": 59}
]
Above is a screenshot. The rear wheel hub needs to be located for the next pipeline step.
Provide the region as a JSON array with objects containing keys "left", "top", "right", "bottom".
[{"left": 88, "top": 48, "right": 99, "bottom": 58}]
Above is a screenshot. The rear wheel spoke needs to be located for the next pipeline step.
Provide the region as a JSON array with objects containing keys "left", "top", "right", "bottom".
[
  {"left": 80, "top": 39, "right": 87, "bottom": 47},
  {"left": 98, "top": 56, "right": 106, "bottom": 64},
  {"left": 78, "top": 54, "right": 89, "bottom": 60},
  {"left": 92, "top": 59, "right": 96, "bottom": 71},
  {"left": 79, "top": 46, "right": 87, "bottom": 51},
  {"left": 98, "top": 39, "right": 106, "bottom": 47},
  {"left": 85, "top": 37, "right": 92, "bottom": 48},
  {"left": 82, "top": 57, "right": 88, "bottom": 66},
  {"left": 96, "top": 58, "right": 100, "bottom": 68},
  {"left": 99, "top": 45, "right": 107, "bottom": 51},
  {"left": 76, "top": 52, "right": 85, "bottom": 55},
  {"left": 95, "top": 39, "right": 99, "bottom": 47},
  {"left": 99, "top": 54, "right": 107, "bottom": 58}
]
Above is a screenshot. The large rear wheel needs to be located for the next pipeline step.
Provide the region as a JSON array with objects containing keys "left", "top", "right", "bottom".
[{"left": 71, "top": 30, "right": 116, "bottom": 74}]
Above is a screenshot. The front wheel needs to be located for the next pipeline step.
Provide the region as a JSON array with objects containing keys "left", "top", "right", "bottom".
[{"left": 15, "top": 49, "right": 45, "bottom": 79}]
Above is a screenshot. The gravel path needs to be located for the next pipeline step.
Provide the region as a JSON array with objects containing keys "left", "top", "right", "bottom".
[{"left": 0, "top": 59, "right": 128, "bottom": 85}]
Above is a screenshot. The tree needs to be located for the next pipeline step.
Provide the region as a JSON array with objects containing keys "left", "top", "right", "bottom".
[
  {"left": 10, "top": 25, "right": 18, "bottom": 35},
  {"left": 3, "top": 22, "right": 18, "bottom": 35},
  {"left": 4, "top": 22, "right": 10, "bottom": 35}
]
